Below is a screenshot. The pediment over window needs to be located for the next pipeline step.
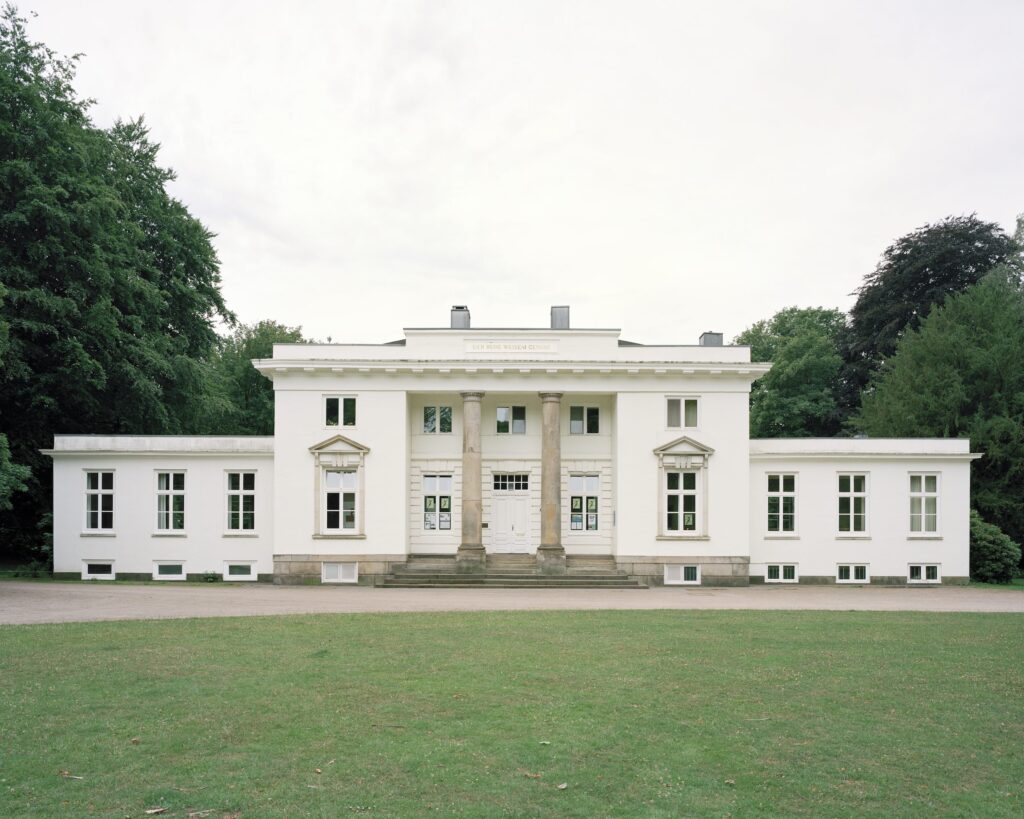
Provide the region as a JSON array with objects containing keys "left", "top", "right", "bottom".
[
  {"left": 309, "top": 434, "right": 369, "bottom": 468},
  {"left": 654, "top": 435, "right": 714, "bottom": 469}
]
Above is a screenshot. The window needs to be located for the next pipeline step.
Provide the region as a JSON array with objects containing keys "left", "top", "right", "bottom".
[
  {"left": 908, "top": 564, "right": 941, "bottom": 583},
  {"left": 156, "top": 472, "right": 186, "bottom": 531},
  {"left": 569, "top": 475, "right": 600, "bottom": 531},
  {"left": 665, "top": 470, "right": 698, "bottom": 532},
  {"left": 837, "top": 564, "right": 869, "bottom": 583},
  {"left": 324, "top": 470, "right": 357, "bottom": 530},
  {"left": 322, "top": 561, "right": 358, "bottom": 584},
  {"left": 496, "top": 405, "right": 526, "bottom": 434},
  {"left": 227, "top": 472, "right": 256, "bottom": 531},
  {"left": 85, "top": 471, "right": 114, "bottom": 530},
  {"left": 838, "top": 474, "right": 867, "bottom": 533},
  {"left": 423, "top": 475, "right": 453, "bottom": 530},
  {"left": 664, "top": 564, "right": 700, "bottom": 585},
  {"left": 325, "top": 396, "right": 356, "bottom": 427},
  {"left": 224, "top": 562, "right": 256, "bottom": 582},
  {"left": 667, "top": 398, "right": 698, "bottom": 428},
  {"left": 569, "top": 406, "right": 599, "bottom": 434},
  {"left": 153, "top": 562, "right": 185, "bottom": 581},
  {"left": 909, "top": 474, "right": 938, "bottom": 533},
  {"left": 82, "top": 561, "right": 114, "bottom": 580},
  {"left": 423, "top": 406, "right": 453, "bottom": 434},
  {"left": 766, "top": 564, "right": 798, "bottom": 583},
  {"left": 767, "top": 474, "right": 796, "bottom": 533},
  {"left": 493, "top": 473, "right": 529, "bottom": 491}
]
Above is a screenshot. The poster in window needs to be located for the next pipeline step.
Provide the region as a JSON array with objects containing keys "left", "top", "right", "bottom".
[
  {"left": 439, "top": 512, "right": 451, "bottom": 530},
  {"left": 571, "top": 496, "right": 582, "bottom": 513},
  {"left": 439, "top": 496, "right": 451, "bottom": 512},
  {"left": 587, "top": 513, "right": 598, "bottom": 530},
  {"left": 423, "top": 514, "right": 436, "bottom": 530},
  {"left": 425, "top": 496, "right": 436, "bottom": 511},
  {"left": 586, "top": 497, "right": 598, "bottom": 513},
  {"left": 571, "top": 514, "right": 583, "bottom": 531},
  {"left": 683, "top": 512, "right": 695, "bottom": 529}
]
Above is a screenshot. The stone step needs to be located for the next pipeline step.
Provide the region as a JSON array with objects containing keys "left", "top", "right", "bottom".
[
  {"left": 382, "top": 576, "right": 645, "bottom": 586},
  {"left": 380, "top": 581, "right": 648, "bottom": 589}
]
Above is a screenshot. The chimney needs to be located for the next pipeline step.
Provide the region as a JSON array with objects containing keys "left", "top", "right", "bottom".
[
  {"left": 451, "top": 305, "right": 470, "bottom": 329},
  {"left": 550, "top": 305, "right": 570, "bottom": 329},
  {"left": 699, "top": 331, "right": 723, "bottom": 347}
]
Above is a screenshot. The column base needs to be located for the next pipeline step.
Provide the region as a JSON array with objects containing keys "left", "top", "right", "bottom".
[
  {"left": 456, "top": 544, "right": 486, "bottom": 573},
  {"left": 536, "top": 545, "right": 567, "bottom": 575}
]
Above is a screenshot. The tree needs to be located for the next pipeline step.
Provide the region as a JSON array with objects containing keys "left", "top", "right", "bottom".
[
  {"left": 209, "top": 321, "right": 307, "bottom": 435},
  {"left": 845, "top": 215, "right": 1022, "bottom": 393},
  {"left": 0, "top": 6, "right": 233, "bottom": 560},
  {"left": 857, "top": 269, "right": 1024, "bottom": 549},
  {"left": 969, "top": 511, "right": 1021, "bottom": 584},
  {"left": 736, "top": 307, "right": 847, "bottom": 437}
]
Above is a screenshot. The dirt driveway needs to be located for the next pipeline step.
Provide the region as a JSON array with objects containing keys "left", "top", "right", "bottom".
[{"left": 1, "top": 580, "right": 1022, "bottom": 625}]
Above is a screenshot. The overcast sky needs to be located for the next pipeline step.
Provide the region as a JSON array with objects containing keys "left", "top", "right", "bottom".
[{"left": 24, "top": 0, "right": 1024, "bottom": 344}]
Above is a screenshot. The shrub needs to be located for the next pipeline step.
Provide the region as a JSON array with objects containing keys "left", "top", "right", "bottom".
[
  {"left": 200, "top": 571, "right": 221, "bottom": 583},
  {"left": 970, "top": 510, "right": 1021, "bottom": 583}
]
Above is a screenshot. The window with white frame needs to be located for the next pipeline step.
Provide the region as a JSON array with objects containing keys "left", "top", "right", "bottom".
[
  {"left": 156, "top": 472, "right": 186, "bottom": 531},
  {"left": 665, "top": 470, "right": 698, "bottom": 533},
  {"left": 837, "top": 564, "right": 869, "bottom": 583},
  {"left": 766, "top": 564, "right": 798, "bottom": 583},
  {"left": 325, "top": 396, "right": 356, "bottom": 427},
  {"left": 496, "top": 405, "right": 526, "bottom": 434},
  {"left": 909, "top": 474, "right": 938, "bottom": 533},
  {"left": 838, "top": 474, "right": 867, "bottom": 533},
  {"left": 664, "top": 564, "right": 700, "bottom": 585},
  {"left": 322, "top": 561, "right": 358, "bottom": 583},
  {"left": 226, "top": 472, "right": 255, "bottom": 531},
  {"left": 423, "top": 405, "right": 453, "bottom": 434},
  {"left": 908, "top": 564, "right": 941, "bottom": 583},
  {"left": 324, "top": 470, "right": 358, "bottom": 531},
  {"left": 569, "top": 475, "right": 599, "bottom": 531},
  {"left": 85, "top": 471, "right": 114, "bottom": 530},
  {"left": 666, "top": 397, "right": 699, "bottom": 428},
  {"left": 82, "top": 561, "right": 114, "bottom": 579},
  {"left": 224, "top": 562, "right": 256, "bottom": 581},
  {"left": 423, "top": 474, "right": 453, "bottom": 530},
  {"left": 153, "top": 561, "right": 185, "bottom": 581},
  {"left": 767, "top": 474, "right": 796, "bottom": 533},
  {"left": 569, "top": 406, "right": 599, "bottom": 434}
]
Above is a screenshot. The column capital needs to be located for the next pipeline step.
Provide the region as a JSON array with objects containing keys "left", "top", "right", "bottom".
[
  {"left": 460, "top": 391, "right": 485, "bottom": 402},
  {"left": 538, "top": 392, "right": 564, "bottom": 403}
]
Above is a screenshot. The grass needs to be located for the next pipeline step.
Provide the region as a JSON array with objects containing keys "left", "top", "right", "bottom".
[{"left": 1, "top": 611, "right": 1022, "bottom": 817}]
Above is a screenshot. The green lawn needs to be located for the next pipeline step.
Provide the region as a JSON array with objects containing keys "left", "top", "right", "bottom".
[{"left": 1, "top": 612, "right": 1022, "bottom": 817}]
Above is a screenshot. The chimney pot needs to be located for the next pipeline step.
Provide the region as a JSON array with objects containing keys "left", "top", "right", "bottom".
[
  {"left": 699, "top": 331, "right": 723, "bottom": 347},
  {"left": 451, "top": 305, "right": 470, "bottom": 329}
]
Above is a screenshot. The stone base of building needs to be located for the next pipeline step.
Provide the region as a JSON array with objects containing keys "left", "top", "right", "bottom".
[
  {"left": 272, "top": 554, "right": 406, "bottom": 586},
  {"left": 616, "top": 555, "right": 750, "bottom": 587}
]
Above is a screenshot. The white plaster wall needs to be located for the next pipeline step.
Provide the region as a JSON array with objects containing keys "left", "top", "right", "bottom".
[
  {"left": 273, "top": 387, "right": 408, "bottom": 556},
  {"left": 52, "top": 452, "right": 274, "bottom": 576},
  {"left": 615, "top": 389, "right": 751, "bottom": 558},
  {"left": 748, "top": 455, "right": 972, "bottom": 580}
]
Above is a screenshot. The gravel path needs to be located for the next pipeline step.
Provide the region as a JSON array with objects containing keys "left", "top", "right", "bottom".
[{"left": 1, "top": 580, "right": 1022, "bottom": 624}]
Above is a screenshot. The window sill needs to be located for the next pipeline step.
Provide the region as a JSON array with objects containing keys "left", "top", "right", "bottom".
[
  {"left": 835, "top": 535, "right": 871, "bottom": 540},
  {"left": 906, "top": 535, "right": 943, "bottom": 540},
  {"left": 222, "top": 532, "right": 260, "bottom": 538},
  {"left": 151, "top": 532, "right": 187, "bottom": 538},
  {"left": 313, "top": 533, "right": 367, "bottom": 540},
  {"left": 764, "top": 534, "right": 800, "bottom": 540},
  {"left": 80, "top": 532, "right": 116, "bottom": 538},
  {"left": 656, "top": 535, "right": 710, "bottom": 541}
]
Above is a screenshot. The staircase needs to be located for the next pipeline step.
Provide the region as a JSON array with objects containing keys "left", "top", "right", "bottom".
[{"left": 378, "top": 554, "right": 647, "bottom": 589}]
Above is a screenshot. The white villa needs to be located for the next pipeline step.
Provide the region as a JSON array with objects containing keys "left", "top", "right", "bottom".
[{"left": 48, "top": 306, "right": 978, "bottom": 587}]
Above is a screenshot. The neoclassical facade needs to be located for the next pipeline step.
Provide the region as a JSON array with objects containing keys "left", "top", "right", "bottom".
[{"left": 48, "top": 306, "right": 979, "bottom": 586}]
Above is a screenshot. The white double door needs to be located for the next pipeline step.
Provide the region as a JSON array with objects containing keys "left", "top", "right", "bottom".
[{"left": 491, "top": 493, "right": 531, "bottom": 553}]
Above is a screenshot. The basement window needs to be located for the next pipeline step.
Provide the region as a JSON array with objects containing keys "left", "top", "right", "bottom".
[
  {"left": 837, "top": 564, "right": 869, "bottom": 583},
  {"left": 322, "top": 562, "right": 358, "bottom": 584},
  {"left": 224, "top": 562, "right": 256, "bottom": 581},
  {"left": 82, "top": 561, "right": 115, "bottom": 580},
  {"left": 153, "top": 562, "right": 185, "bottom": 581},
  {"left": 766, "top": 564, "right": 798, "bottom": 583},
  {"left": 908, "top": 564, "right": 941, "bottom": 584},
  {"left": 664, "top": 564, "right": 700, "bottom": 585}
]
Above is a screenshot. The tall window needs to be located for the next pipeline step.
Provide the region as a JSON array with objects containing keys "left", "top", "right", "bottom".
[
  {"left": 227, "top": 472, "right": 255, "bottom": 531},
  {"left": 496, "top": 406, "right": 526, "bottom": 434},
  {"left": 423, "top": 406, "right": 453, "bottom": 434},
  {"left": 156, "top": 472, "right": 185, "bottom": 531},
  {"left": 838, "top": 474, "right": 867, "bottom": 533},
  {"left": 666, "top": 471, "right": 698, "bottom": 532},
  {"left": 423, "top": 475, "right": 452, "bottom": 530},
  {"left": 909, "top": 474, "right": 938, "bottom": 533},
  {"left": 569, "top": 406, "right": 599, "bottom": 434},
  {"left": 569, "top": 475, "right": 599, "bottom": 530},
  {"left": 85, "top": 471, "right": 114, "bottom": 530},
  {"left": 767, "top": 474, "right": 796, "bottom": 533},
  {"left": 325, "top": 396, "right": 356, "bottom": 427},
  {"left": 667, "top": 398, "right": 698, "bottom": 429},
  {"left": 324, "top": 470, "right": 357, "bottom": 530}
]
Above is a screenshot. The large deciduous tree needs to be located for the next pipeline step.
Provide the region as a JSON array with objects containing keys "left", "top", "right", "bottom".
[
  {"left": 0, "top": 6, "right": 233, "bottom": 560},
  {"left": 736, "top": 307, "right": 847, "bottom": 437},
  {"left": 856, "top": 269, "right": 1024, "bottom": 550}
]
